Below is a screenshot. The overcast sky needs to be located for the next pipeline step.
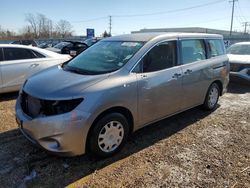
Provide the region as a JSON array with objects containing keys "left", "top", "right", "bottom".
[{"left": 1, "top": 0, "right": 250, "bottom": 36}]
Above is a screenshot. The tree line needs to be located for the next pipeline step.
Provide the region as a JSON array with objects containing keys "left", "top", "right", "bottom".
[{"left": 0, "top": 13, "right": 73, "bottom": 40}]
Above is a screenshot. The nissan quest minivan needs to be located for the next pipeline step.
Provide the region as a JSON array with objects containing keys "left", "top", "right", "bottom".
[{"left": 16, "top": 33, "right": 229, "bottom": 157}]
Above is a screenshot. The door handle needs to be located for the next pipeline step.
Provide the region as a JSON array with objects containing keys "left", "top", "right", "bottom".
[
  {"left": 172, "top": 73, "right": 181, "bottom": 78},
  {"left": 30, "top": 63, "right": 39, "bottom": 68},
  {"left": 184, "top": 69, "right": 192, "bottom": 74},
  {"left": 141, "top": 74, "right": 147, "bottom": 78}
]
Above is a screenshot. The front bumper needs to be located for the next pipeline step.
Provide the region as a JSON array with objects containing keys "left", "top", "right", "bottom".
[
  {"left": 230, "top": 68, "right": 250, "bottom": 84},
  {"left": 15, "top": 96, "right": 92, "bottom": 156}
]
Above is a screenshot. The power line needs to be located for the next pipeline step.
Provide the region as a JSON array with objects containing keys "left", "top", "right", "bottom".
[
  {"left": 235, "top": 5, "right": 245, "bottom": 26},
  {"left": 242, "top": 22, "right": 250, "bottom": 34},
  {"left": 72, "top": 16, "right": 107, "bottom": 23},
  {"left": 180, "top": 17, "right": 229, "bottom": 27},
  {"left": 236, "top": 1, "right": 247, "bottom": 22},
  {"left": 113, "top": 0, "right": 226, "bottom": 18}
]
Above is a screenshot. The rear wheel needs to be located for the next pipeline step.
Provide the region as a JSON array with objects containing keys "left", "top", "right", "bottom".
[
  {"left": 88, "top": 113, "right": 129, "bottom": 157},
  {"left": 203, "top": 83, "right": 220, "bottom": 110}
]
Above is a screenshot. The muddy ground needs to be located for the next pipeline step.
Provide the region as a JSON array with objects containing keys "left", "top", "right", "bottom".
[{"left": 0, "top": 83, "right": 249, "bottom": 188}]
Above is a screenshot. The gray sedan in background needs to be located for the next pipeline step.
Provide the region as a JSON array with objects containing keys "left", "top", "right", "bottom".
[{"left": 16, "top": 33, "right": 229, "bottom": 157}]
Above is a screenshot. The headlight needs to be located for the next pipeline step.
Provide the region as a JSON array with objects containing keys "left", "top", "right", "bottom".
[
  {"left": 19, "top": 80, "right": 28, "bottom": 94},
  {"left": 41, "top": 98, "right": 83, "bottom": 116},
  {"left": 21, "top": 91, "right": 83, "bottom": 118}
]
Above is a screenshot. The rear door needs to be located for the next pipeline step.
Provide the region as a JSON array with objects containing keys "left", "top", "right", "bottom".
[
  {"left": 206, "top": 39, "right": 229, "bottom": 88},
  {"left": 179, "top": 39, "right": 212, "bottom": 110},
  {"left": 134, "top": 40, "right": 183, "bottom": 126},
  {"left": 1, "top": 47, "right": 46, "bottom": 92}
]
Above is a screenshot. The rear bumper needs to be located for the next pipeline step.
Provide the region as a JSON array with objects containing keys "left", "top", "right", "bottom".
[{"left": 15, "top": 96, "right": 92, "bottom": 156}]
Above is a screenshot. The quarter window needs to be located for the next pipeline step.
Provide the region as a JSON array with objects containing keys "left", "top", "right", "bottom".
[
  {"left": 207, "top": 39, "right": 224, "bottom": 57},
  {"left": 181, "top": 40, "right": 206, "bottom": 64},
  {"left": 135, "top": 41, "right": 177, "bottom": 73},
  {"left": 3, "top": 48, "right": 37, "bottom": 61},
  {"left": 32, "top": 50, "right": 45, "bottom": 58}
]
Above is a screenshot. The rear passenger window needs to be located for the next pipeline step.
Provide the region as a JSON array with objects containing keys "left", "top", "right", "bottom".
[
  {"left": 135, "top": 41, "right": 177, "bottom": 73},
  {"left": 3, "top": 48, "right": 37, "bottom": 61},
  {"left": 181, "top": 40, "right": 206, "bottom": 64},
  {"left": 207, "top": 39, "right": 224, "bottom": 57}
]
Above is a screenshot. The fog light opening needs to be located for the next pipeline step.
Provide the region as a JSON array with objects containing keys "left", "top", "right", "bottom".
[{"left": 48, "top": 140, "right": 60, "bottom": 149}]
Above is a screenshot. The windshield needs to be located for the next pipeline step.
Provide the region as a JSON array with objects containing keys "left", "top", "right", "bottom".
[
  {"left": 53, "top": 42, "right": 70, "bottom": 49},
  {"left": 64, "top": 41, "right": 144, "bottom": 74},
  {"left": 227, "top": 44, "right": 250, "bottom": 55}
]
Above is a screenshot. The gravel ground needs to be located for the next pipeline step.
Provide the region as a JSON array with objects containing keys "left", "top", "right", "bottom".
[{"left": 0, "top": 83, "right": 249, "bottom": 188}]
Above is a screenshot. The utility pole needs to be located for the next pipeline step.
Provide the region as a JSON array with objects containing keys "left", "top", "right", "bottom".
[
  {"left": 109, "top": 15, "right": 112, "bottom": 36},
  {"left": 242, "top": 22, "right": 250, "bottom": 34},
  {"left": 229, "top": 0, "right": 237, "bottom": 36}
]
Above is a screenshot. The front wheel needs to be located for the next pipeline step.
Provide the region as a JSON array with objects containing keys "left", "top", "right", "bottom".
[
  {"left": 203, "top": 83, "right": 220, "bottom": 110},
  {"left": 88, "top": 113, "right": 129, "bottom": 157}
]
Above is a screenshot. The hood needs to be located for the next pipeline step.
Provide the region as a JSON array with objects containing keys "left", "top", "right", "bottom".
[
  {"left": 228, "top": 54, "right": 250, "bottom": 64},
  {"left": 46, "top": 47, "right": 61, "bottom": 53},
  {"left": 23, "top": 66, "right": 109, "bottom": 100}
]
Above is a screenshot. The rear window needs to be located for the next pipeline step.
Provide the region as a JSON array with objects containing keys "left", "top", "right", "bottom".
[
  {"left": 54, "top": 42, "right": 71, "bottom": 49},
  {"left": 75, "top": 43, "right": 87, "bottom": 48},
  {"left": 207, "top": 39, "right": 225, "bottom": 57},
  {"left": 227, "top": 44, "right": 250, "bottom": 55}
]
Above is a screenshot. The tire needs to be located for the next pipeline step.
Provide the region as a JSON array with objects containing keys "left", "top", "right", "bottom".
[
  {"left": 203, "top": 83, "right": 220, "bottom": 111},
  {"left": 88, "top": 113, "right": 129, "bottom": 157}
]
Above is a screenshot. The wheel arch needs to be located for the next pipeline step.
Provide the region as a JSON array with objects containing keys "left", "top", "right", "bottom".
[
  {"left": 212, "top": 80, "right": 223, "bottom": 96},
  {"left": 85, "top": 106, "right": 134, "bottom": 152}
]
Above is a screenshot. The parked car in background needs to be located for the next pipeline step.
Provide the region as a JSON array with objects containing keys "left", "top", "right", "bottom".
[
  {"left": 38, "top": 41, "right": 59, "bottom": 49},
  {"left": 10, "top": 40, "right": 38, "bottom": 47},
  {"left": 46, "top": 40, "right": 88, "bottom": 56},
  {"left": 83, "top": 37, "right": 102, "bottom": 47},
  {"left": 16, "top": 33, "right": 229, "bottom": 157},
  {"left": 227, "top": 42, "right": 250, "bottom": 82},
  {"left": 0, "top": 44, "right": 71, "bottom": 93}
]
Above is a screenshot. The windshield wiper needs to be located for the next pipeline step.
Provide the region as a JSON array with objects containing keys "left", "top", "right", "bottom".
[{"left": 63, "top": 65, "right": 96, "bottom": 75}]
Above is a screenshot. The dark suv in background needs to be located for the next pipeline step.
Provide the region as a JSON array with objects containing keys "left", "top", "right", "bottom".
[{"left": 46, "top": 40, "right": 88, "bottom": 56}]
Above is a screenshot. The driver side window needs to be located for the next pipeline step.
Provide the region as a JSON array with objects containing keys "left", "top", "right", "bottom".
[{"left": 133, "top": 41, "right": 177, "bottom": 73}]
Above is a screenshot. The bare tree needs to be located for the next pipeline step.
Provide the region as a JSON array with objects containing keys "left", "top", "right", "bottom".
[
  {"left": 56, "top": 20, "right": 73, "bottom": 38},
  {"left": 25, "top": 13, "right": 38, "bottom": 38},
  {"left": 25, "top": 13, "right": 55, "bottom": 38},
  {"left": 0, "top": 25, "right": 17, "bottom": 40},
  {"left": 19, "top": 25, "right": 34, "bottom": 39},
  {"left": 1, "top": 13, "right": 74, "bottom": 40},
  {"left": 37, "top": 14, "right": 53, "bottom": 38}
]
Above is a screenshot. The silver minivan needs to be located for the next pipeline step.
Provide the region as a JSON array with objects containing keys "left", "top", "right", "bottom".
[{"left": 16, "top": 33, "right": 229, "bottom": 157}]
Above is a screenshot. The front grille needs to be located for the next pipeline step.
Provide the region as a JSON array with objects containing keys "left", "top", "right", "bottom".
[
  {"left": 21, "top": 91, "right": 42, "bottom": 118},
  {"left": 230, "top": 63, "right": 250, "bottom": 72}
]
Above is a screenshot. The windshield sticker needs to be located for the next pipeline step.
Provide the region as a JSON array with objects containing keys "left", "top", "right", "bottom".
[{"left": 121, "top": 42, "right": 141, "bottom": 47}]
